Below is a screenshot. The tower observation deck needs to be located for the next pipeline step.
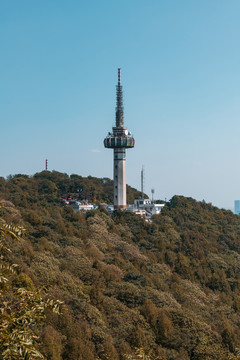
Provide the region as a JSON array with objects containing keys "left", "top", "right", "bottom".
[{"left": 104, "top": 69, "right": 135, "bottom": 209}]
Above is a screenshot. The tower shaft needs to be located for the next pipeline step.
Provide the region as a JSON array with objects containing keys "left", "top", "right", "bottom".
[{"left": 114, "top": 148, "right": 126, "bottom": 209}]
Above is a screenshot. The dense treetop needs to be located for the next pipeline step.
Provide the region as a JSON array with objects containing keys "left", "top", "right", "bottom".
[
  {"left": 0, "top": 171, "right": 143, "bottom": 206},
  {"left": 1, "top": 172, "right": 240, "bottom": 359}
]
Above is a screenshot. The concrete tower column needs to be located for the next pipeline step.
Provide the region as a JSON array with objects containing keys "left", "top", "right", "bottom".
[{"left": 114, "top": 148, "right": 126, "bottom": 209}]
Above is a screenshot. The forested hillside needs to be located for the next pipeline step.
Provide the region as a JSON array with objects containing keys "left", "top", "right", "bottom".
[
  {"left": 1, "top": 172, "right": 240, "bottom": 359},
  {"left": 0, "top": 171, "right": 143, "bottom": 206}
]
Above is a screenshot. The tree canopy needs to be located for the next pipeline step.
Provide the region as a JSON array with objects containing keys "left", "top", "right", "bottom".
[{"left": 1, "top": 174, "right": 240, "bottom": 359}]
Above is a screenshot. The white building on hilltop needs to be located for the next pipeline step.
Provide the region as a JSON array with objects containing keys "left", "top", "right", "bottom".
[{"left": 133, "top": 199, "right": 165, "bottom": 220}]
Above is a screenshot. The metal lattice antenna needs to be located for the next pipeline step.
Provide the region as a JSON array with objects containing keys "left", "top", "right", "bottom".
[
  {"left": 141, "top": 166, "right": 145, "bottom": 199},
  {"left": 115, "top": 68, "right": 124, "bottom": 127},
  {"left": 151, "top": 188, "right": 155, "bottom": 203}
]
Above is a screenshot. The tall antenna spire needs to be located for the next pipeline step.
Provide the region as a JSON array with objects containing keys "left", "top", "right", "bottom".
[
  {"left": 45, "top": 159, "right": 48, "bottom": 171},
  {"left": 118, "top": 67, "right": 121, "bottom": 83},
  {"left": 116, "top": 68, "right": 124, "bottom": 127}
]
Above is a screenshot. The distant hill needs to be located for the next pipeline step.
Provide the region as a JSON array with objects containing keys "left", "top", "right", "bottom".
[
  {"left": 0, "top": 171, "right": 144, "bottom": 205},
  {"left": 1, "top": 175, "right": 240, "bottom": 359}
]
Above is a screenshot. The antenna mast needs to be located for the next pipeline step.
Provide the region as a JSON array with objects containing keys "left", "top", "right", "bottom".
[
  {"left": 151, "top": 188, "right": 155, "bottom": 203},
  {"left": 45, "top": 159, "right": 48, "bottom": 171},
  {"left": 141, "top": 166, "right": 145, "bottom": 199},
  {"left": 116, "top": 68, "right": 124, "bottom": 127}
]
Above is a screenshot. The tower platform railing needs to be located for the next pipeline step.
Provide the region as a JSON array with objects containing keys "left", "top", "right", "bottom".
[{"left": 104, "top": 135, "right": 135, "bottom": 149}]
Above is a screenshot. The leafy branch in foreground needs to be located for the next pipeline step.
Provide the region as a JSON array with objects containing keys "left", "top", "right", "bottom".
[{"left": 0, "top": 212, "right": 63, "bottom": 360}]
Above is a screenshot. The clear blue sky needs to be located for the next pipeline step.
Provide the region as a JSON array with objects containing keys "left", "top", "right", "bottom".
[{"left": 1, "top": 0, "right": 240, "bottom": 209}]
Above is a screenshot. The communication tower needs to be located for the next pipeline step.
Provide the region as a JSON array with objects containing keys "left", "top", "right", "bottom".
[
  {"left": 151, "top": 188, "right": 155, "bottom": 203},
  {"left": 141, "top": 166, "right": 145, "bottom": 199},
  {"left": 45, "top": 159, "right": 48, "bottom": 171},
  {"left": 104, "top": 69, "right": 135, "bottom": 209}
]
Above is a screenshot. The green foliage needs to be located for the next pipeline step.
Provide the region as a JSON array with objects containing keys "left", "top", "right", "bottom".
[
  {"left": 32, "top": 171, "right": 144, "bottom": 204},
  {"left": 0, "top": 210, "right": 63, "bottom": 360},
  {"left": 124, "top": 347, "right": 156, "bottom": 359},
  {"left": 2, "top": 177, "right": 240, "bottom": 359}
]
